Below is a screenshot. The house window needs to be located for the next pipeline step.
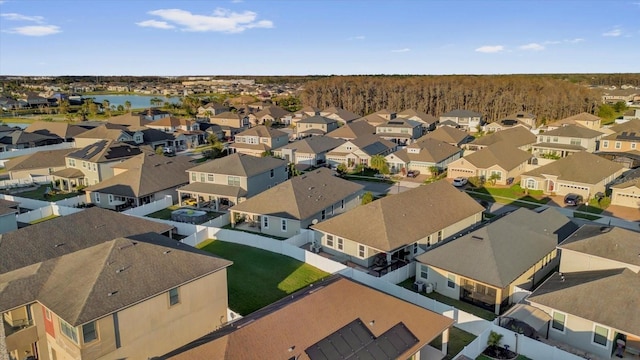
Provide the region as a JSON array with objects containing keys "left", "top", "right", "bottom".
[
  {"left": 228, "top": 176, "right": 241, "bottom": 186},
  {"left": 92, "top": 163, "right": 97, "bottom": 171},
  {"left": 615, "top": 141, "right": 621, "bottom": 149},
  {"left": 552, "top": 311, "right": 566, "bottom": 332},
  {"left": 82, "top": 161, "right": 87, "bottom": 169},
  {"left": 93, "top": 192, "right": 100, "bottom": 203},
  {"left": 426, "top": 235, "right": 432, "bottom": 247},
  {"left": 413, "top": 243, "right": 418, "bottom": 254},
  {"left": 169, "top": 287, "right": 180, "bottom": 306},
  {"left": 437, "top": 230, "right": 443, "bottom": 242},
  {"left": 207, "top": 174, "right": 214, "bottom": 182},
  {"left": 82, "top": 322, "right": 98, "bottom": 343},
  {"left": 191, "top": 173, "right": 196, "bottom": 181},
  {"left": 447, "top": 274, "right": 456, "bottom": 288},
  {"left": 108, "top": 194, "right": 114, "bottom": 204},
  {"left": 340, "top": 199, "right": 344, "bottom": 209},
  {"left": 200, "top": 173, "right": 205, "bottom": 182},
  {"left": 526, "top": 178, "right": 536, "bottom": 189},
  {"left": 602, "top": 140, "right": 609, "bottom": 148},
  {"left": 270, "top": 169, "right": 274, "bottom": 178},
  {"left": 263, "top": 216, "right": 269, "bottom": 229},
  {"left": 490, "top": 170, "right": 502, "bottom": 180},
  {"left": 262, "top": 138, "right": 268, "bottom": 143},
  {"left": 321, "top": 210, "right": 326, "bottom": 220},
  {"left": 358, "top": 244, "right": 366, "bottom": 258},
  {"left": 552, "top": 137, "right": 558, "bottom": 143},
  {"left": 326, "top": 234, "right": 334, "bottom": 247},
  {"left": 593, "top": 324, "right": 609, "bottom": 347},
  {"left": 45, "top": 308, "right": 51, "bottom": 320},
  {"left": 420, "top": 265, "right": 428, "bottom": 280},
  {"left": 632, "top": 143, "right": 637, "bottom": 149},
  {"left": 60, "top": 319, "right": 79, "bottom": 344},
  {"left": 337, "top": 237, "right": 343, "bottom": 250},
  {"left": 281, "top": 219, "right": 287, "bottom": 232},
  {"left": 570, "top": 138, "right": 581, "bottom": 146}
]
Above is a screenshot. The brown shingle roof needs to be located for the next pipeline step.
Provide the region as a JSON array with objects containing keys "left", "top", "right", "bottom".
[
  {"left": 422, "top": 126, "right": 470, "bottom": 145},
  {"left": 25, "top": 121, "right": 89, "bottom": 139},
  {"left": 107, "top": 113, "right": 152, "bottom": 127},
  {"left": 397, "top": 109, "right": 438, "bottom": 125},
  {"left": 326, "top": 121, "right": 375, "bottom": 140},
  {"left": 187, "top": 153, "right": 286, "bottom": 178},
  {"left": 521, "top": 151, "right": 624, "bottom": 184},
  {"left": 470, "top": 126, "right": 537, "bottom": 147},
  {"left": 462, "top": 142, "right": 532, "bottom": 170},
  {"left": 541, "top": 125, "right": 603, "bottom": 138},
  {"left": 4, "top": 148, "right": 73, "bottom": 172},
  {"left": 389, "top": 138, "right": 461, "bottom": 163},
  {"left": 235, "top": 125, "right": 287, "bottom": 138},
  {"left": 312, "top": 180, "right": 484, "bottom": 252}
]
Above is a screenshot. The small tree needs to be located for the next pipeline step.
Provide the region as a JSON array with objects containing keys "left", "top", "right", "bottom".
[
  {"left": 487, "top": 331, "right": 503, "bottom": 349},
  {"left": 361, "top": 192, "right": 374, "bottom": 205},
  {"left": 429, "top": 166, "right": 440, "bottom": 178},
  {"left": 488, "top": 173, "right": 501, "bottom": 186},
  {"left": 155, "top": 146, "right": 164, "bottom": 155},
  {"left": 336, "top": 163, "right": 348, "bottom": 175},
  {"left": 370, "top": 154, "right": 389, "bottom": 174}
]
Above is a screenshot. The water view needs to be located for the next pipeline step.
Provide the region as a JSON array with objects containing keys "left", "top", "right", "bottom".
[{"left": 81, "top": 94, "right": 181, "bottom": 109}]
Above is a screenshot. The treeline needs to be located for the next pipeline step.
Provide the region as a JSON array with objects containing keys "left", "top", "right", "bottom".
[
  {"left": 300, "top": 75, "right": 603, "bottom": 123},
  {"left": 548, "top": 73, "right": 640, "bottom": 87}
]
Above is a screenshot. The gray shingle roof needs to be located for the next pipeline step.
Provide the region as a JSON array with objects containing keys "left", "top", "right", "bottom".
[
  {"left": 541, "top": 125, "right": 603, "bottom": 138},
  {"left": 4, "top": 148, "right": 73, "bottom": 172},
  {"left": 422, "top": 127, "right": 470, "bottom": 145},
  {"left": 296, "top": 115, "right": 337, "bottom": 125},
  {"left": 440, "top": 109, "right": 482, "bottom": 118},
  {"left": 461, "top": 142, "right": 532, "bottom": 170},
  {"left": 186, "top": 153, "right": 286, "bottom": 177},
  {"left": 389, "top": 139, "right": 461, "bottom": 164},
  {"left": 470, "top": 127, "right": 537, "bottom": 147},
  {"left": 326, "top": 121, "right": 375, "bottom": 140},
  {"left": 559, "top": 225, "right": 640, "bottom": 266},
  {"left": 521, "top": 151, "right": 624, "bottom": 184},
  {"left": 276, "top": 136, "right": 345, "bottom": 154},
  {"left": 68, "top": 140, "right": 143, "bottom": 163},
  {"left": 415, "top": 208, "right": 577, "bottom": 288}
]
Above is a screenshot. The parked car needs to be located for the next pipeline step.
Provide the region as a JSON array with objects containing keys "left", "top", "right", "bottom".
[
  {"left": 563, "top": 193, "right": 584, "bottom": 206},
  {"left": 452, "top": 177, "right": 468, "bottom": 187},
  {"left": 407, "top": 170, "right": 420, "bottom": 178}
]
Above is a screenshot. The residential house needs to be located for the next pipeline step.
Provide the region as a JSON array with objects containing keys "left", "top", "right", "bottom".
[
  {"left": 416, "top": 208, "right": 577, "bottom": 315},
  {"left": 610, "top": 168, "right": 640, "bottom": 208},
  {"left": 620, "top": 108, "right": 640, "bottom": 121},
  {"left": 177, "top": 153, "right": 287, "bottom": 211},
  {"left": 272, "top": 136, "right": 345, "bottom": 168},
  {"left": 161, "top": 276, "right": 454, "bottom": 360},
  {"left": 145, "top": 117, "right": 203, "bottom": 150},
  {"left": 521, "top": 151, "right": 625, "bottom": 198},
  {"left": 375, "top": 118, "right": 423, "bottom": 145},
  {"left": 229, "top": 168, "right": 365, "bottom": 238},
  {"left": 439, "top": 109, "right": 484, "bottom": 132},
  {"left": 5, "top": 148, "right": 73, "bottom": 180},
  {"left": 230, "top": 125, "right": 289, "bottom": 156},
  {"left": 53, "top": 140, "right": 143, "bottom": 190},
  {"left": 209, "top": 111, "right": 250, "bottom": 137},
  {"left": 291, "top": 105, "right": 321, "bottom": 127},
  {"left": 527, "top": 225, "right": 640, "bottom": 360},
  {"left": 531, "top": 125, "right": 603, "bottom": 158},
  {"left": 320, "top": 106, "right": 360, "bottom": 125},
  {"left": 602, "top": 88, "right": 638, "bottom": 104},
  {"left": 73, "top": 124, "right": 145, "bottom": 148},
  {"left": 0, "top": 130, "right": 62, "bottom": 152},
  {"left": 357, "top": 112, "right": 390, "bottom": 127},
  {"left": 421, "top": 126, "right": 474, "bottom": 147},
  {"left": 546, "top": 112, "right": 602, "bottom": 131},
  {"left": 85, "top": 152, "right": 194, "bottom": 210},
  {"left": 24, "top": 121, "right": 89, "bottom": 142},
  {"left": 464, "top": 126, "right": 537, "bottom": 152},
  {"left": 325, "top": 121, "right": 375, "bottom": 141},
  {"left": 325, "top": 134, "right": 396, "bottom": 169},
  {"left": 311, "top": 180, "right": 484, "bottom": 271},
  {"left": 484, "top": 112, "right": 537, "bottom": 132},
  {"left": 136, "top": 107, "right": 171, "bottom": 121},
  {"left": 106, "top": 113, "right": 152, "bottom": 128},
  {"left": 0, "top": 199, "right": 19, "bottom": 234},
  {"left": 447, "top": 143, "right": 532, "bottom": 185},
  {"left": 295, "top": 115, "right": 339, "bottom": 138},
  {"left": 251, "top": 105, "right": 292, "bottom": 125},
  {"left": 0, "top": 227, "right": 230, "bottom": 360},
  {"left": 197, "top": 102, "right": 228, "bottom": 117},
  {"left": 397, "top": 108, "right": 439, "bottom": 133},
  {"left": 385, "top": 138, "right": 462, "bottom": 176},
  {"left": 598, "top": 120, "right": 640, "bottom": 168}
]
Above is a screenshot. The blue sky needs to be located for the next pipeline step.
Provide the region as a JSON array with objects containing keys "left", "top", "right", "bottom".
[{"left": 0, "top": 0, "right": 638, "bottom": 76}]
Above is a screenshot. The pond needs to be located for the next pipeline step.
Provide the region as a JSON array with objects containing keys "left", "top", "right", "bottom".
[{"left": 81, "top": 94, "right": 181, "bottom": 109}]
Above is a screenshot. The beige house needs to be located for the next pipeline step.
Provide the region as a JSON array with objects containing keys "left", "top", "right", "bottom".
[
  {"left": 421, "top": 126, "right": 473, "bottom": 147},
  {"left": 311, "top": 180, "right": 484, "bottom": 271},
  {"left": 484, "top": 112, "right": 537, "bottom": 131},
  {"left": 610, "top": 168, "right": 640, "bottom": 208},
  {"left": 447, "top": 143, "right": 532, "bottom": 185},
  {"left": 397, "top": 108, "right": 438, "bottom": 132},
  {"left": 73, "top": 124, "right": 146, "bottom": 148},
  {"left": 177, "top": 153, "right": 287, "bottom": 211},
  {"left": 385, "top": 138, "right": 462, "bottom": 176},
  {"left": 325, "top": 121, "right": 375, "bottom": 141},
  {"left": 599, "top": 130, "right": 640, "bottom": 153},
  {"left": 416, "top": 208, "right": 577, "bottom": 315},
  {"left": 320, "top": 106, "right": 360, "bottom": 125},
  {"left": 229, "top": 168, "right": 365, "bottom": 238},
  {"left": 272, "top": 136, "right": 345, "bottom": 167},
  {"left": 5, "top": 148, "right": 73, "bottom": 180},
  {"left": 464, "top": 126, "right": 537, "bottom": 152},
  {"left": 197, "top": 102, "right": 228, "bottom": 116},
  {"left": 325, "top": 134, "right": 396, "bottom": 169},
  {"left": 375, "top": 118, "right": 423, "bottom": 145},
  {"left": 295, "top": 115, "right": 339, "bottom": 138},
  {"left": 521, "top": 151, "right": 625, "bottom": 198},
  {"left": 145, "top": 116, "right": 200, "bottom": 133},
  {"left": 439, "top": 109, "right": 484, "bottom": 132},
  {"left": 53, "top": 140, "right": 143, "bottom": 191},
  {"left": 209, "top": 111, "right": 250, "bottom": 131},
  {"left": 527, "top": 225, "right": 640, "bottom": 360},
  {"left": 163, "top": 276, "right": 455, "bottom": 360},
  {"left": 230, "top": 125, "right": 289, "bottom": 157},
  {"left": 546, "top": 112, "right": 602, "bottom": 131},
  {"left": 531, "top": 125, "right": 603, "bottom": 158},
  {"left": 251, "top": 105, "right": 292, "bottom": 125}
]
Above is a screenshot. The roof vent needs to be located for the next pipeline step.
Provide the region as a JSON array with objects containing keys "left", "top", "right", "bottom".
[
  {"left": 115, "top": 266, "right": 129, "bottom": 274},
  {"left": 107, "top": 291, "right": 118, "bottom": 297},
  {"left": 471, "top": 236, "right": 483, "bottom": 241},
  {"left": 54, "top": 243, "right": 65, "bottom": 248},
  {"left": 599, "top": 226, "right": 611, "bottom": 233},
  {"left": 163, "top": 250, "right": 172, "bottom": 255}
]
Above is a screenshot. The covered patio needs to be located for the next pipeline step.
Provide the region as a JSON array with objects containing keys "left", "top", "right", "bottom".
[
  {"left": 51, "top": 168, "right": 86, "bottom": 192},
  {"left": 177, "top": 182, "right": 246, "bottom": 211},
  {"left": 532, "top": 143, "right": 585, "bottom": 159}
]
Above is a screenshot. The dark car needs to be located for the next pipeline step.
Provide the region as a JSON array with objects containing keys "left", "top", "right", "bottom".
[
  {"left": 563, "top": 193, "right": 584, "bottom": 206},
  {"left": 407, "top": 170, "right": 420, "bottom": 178}
]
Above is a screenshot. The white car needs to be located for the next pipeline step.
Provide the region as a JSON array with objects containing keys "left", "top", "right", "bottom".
[{"left": 452, "top": 177, "right": 468, "bottom": 187}]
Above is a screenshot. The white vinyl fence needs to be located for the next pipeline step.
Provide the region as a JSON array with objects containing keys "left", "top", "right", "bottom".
[
  {"left": 201, "top": 212, "right": 231, "bottom": 228},
  {"left": 0, "top": 142, "right": 76, "bottom": 160},
  {"left": 16, "top": 203, "right": 83, "bottom": 223},
  {"left": 0, "top": 175, "right": 53, "bottom": 190},
  {"left": 379, "top": 262, "right": 416, "bottom": 284},
  {"left": 54, "top": 194, "right": 88, "bottom": 207},
  {"left": 284, "top": 229, "right": 314, "bottom": 247},
  {"left": 0, "top": 194, "right": 50, "bottom": 210},
  {"left": 122, "top": 195, "right": 173, "bottom": 216}
]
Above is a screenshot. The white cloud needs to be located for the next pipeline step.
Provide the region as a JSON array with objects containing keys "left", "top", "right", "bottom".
[
  {"left": 138, "top": 8, "right": 273, "bottom": 33},
  {"left": 231, "top": 0, "right": 243, "bottom": 3},
  {"left": 136, "top": 19, "right": 175, "bottom": 29},
  {"left": 348, "top": 35, "right": 365, "bottom": 40},
  {"left": 391, "top": 48, "right": 410, "bottom": 53},
  {"left": 475, "top": 45, "right": 504, "bottom": 53},
  {"left": 5, "top": 25, "right": 61, "bottom": 36},
  {"left": 602, "top": 27, "right": 622, "bottom": 37},
  {"left": 519, "top": 43, "right": 545, "bottom": 51},
  {"left": 0, "top": 12, "right": 44, "bottom": 23},
  {"left": 543, "top": 40, "right": 561, "bottom": 45},
  {"left": 566, "top": 38, "right": 584, "bottom": 43}
]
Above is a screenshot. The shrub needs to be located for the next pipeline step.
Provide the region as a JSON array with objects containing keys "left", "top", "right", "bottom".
[{"left": 467, "top": 176, "right": 484, "bottom": 188}]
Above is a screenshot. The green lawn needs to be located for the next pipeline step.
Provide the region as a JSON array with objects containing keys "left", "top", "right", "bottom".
[
  {"left": 198, "top": 239, "right": 330, "bottom": 315},
  {"left": 430, "top": 327, "right": 477, "bottom": 360},
  {"left": 399, "top": 277, "right": 497, "bottom": 321},
  {"left": 146, "top": 205, "right": 224, "bottom": 223},
  {"left": 13, "top": 185, "right": 81, "bottom": 202},
  {"left": 467, "top": 184, "right": 550, "bottom": 209},
  {"left": 221, "top": 224, "right": 289, "bottom": 240}
]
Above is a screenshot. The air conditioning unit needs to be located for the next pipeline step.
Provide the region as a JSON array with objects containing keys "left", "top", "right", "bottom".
[
  {"left": 425, "top": 283, "right": 434, "bottom": 294},
  {"left": 310, "top": 243, "right": 322, "bottom": 253}
]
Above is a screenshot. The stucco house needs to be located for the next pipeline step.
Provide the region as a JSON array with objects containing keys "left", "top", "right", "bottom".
[
  {"left": 397, "top": 108, "right": 439, "bottom": 133},
  {"left": 385, "top": 138, "right": 462, "bottom": 176},
  {"left": 415, "top": 208, "right": 577, "bottom": 315},
  {"left": 421, "top": 126, "right": 474, "bottom": 147},
  {"left": 272, "top": 135, "right": 345, "bottom": 168},
  {"left": 251, "top": 105, "right": 292, "bottom": 125},
  {"left": 597, "top": 120, "right": 640, "bottom": 168},
  {"left": 5, "top": 148, "right": 73, "bottom": 180},
  {"left": 527, "top": 225, "right": 640, "bottom": 360},
  {"left": 447, "top": 143, "right": 532, "bottom": 185},
  {"left": 610, "top": 168, "right": 640, "bottom": 208},
  {"left": 463, "top": 126, "right": 537, "bottom": 152},
  {"left": 230, "top": 125, "right": 289, "bottom": 157},
  {"left": 484, "top": 112, "right": 537, "bottom": 132},
  {"left": 229, "top": 168, "right": 364, "bottom": 238},
  {"left": 325, "top": 134, "right": 396, "bottom": 169},
  {"left": 209, "top": 111, "right": 250, "bottom": 135},
  {"left": 295, "top": 115, "right": 339, "bottom": 138},
  {"left": 521, "top": 151, "right": 625, "bottom": 198},
  {"left": 531, "top": 125, "right": 603, "bottom": 158},
  {"left": 375, "top": 118, "right": 423, "bottom": 146},
  {"left": 176, "top": 153, "right": 288, "bottom": 211},
  {"left": 311, "top": 180, "right": 484, "bottom": 272},
  {"left": 439, "top": 109, "right": 484, "bottom": 132},
  {"left": 326, "top": 121, "right": 375, "bottom": 141},
  {"left": 73, "top": 124, "right": 146, "bottom": 148},
  {"left": 546, "top": 112, "right": 602, "bottom": 131},
  {"left": 320, "top": 106, "right": 360, "bottom": 125}
]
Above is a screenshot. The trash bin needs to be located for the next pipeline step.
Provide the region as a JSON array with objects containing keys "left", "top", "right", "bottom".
[{"left": 414, "top": 281, "right": 424, "bottom": 292}]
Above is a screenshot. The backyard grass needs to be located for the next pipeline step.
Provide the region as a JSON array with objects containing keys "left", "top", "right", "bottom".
[
  {"left": 12, "top": 185, "right": 80, "bottom": 202},
  {"left": 430, "top": 327, "right": 477, "bottom": 360},
  {"left": 221, "top": 224, "right": 288, "bottom": 240},
  {"left": 399, "top": 277, "right": 497, "bottom": 321},
  {"left": 146, "top": 205, "right": 223, "bottom": 223},
  {"left": 29, "top": 214, "right": 59, "bottom": 224},
  {"left": 466, "top": 183, "right": 550, "bottom": 209},
  {"left": 197, "top": 239, "right": 330, "bottom": 315}
]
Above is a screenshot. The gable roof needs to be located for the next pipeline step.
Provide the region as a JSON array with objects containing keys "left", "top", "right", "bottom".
[
  {"left": 0, "top": 207, "right": 174, "bottom": 274},
  {"left": 85, "top": 153, "right": 194, "bottom": 198},
  {"left": 212, "top": 111, "right": 244, "bottom": 120},
  {"left": 187, "top": 153, "right": 286, "bottom": 177},
  {"left": 548, "top": 112, "right": 601, "bottom": 127},
  {"left": 67, "top": 140, "right": 143, "bottom": 163},
  {"left": 521, "top": 151, "right": 624, "bottom": 184},
  {"left": 254, "top": 105, "right": 291, "bottom": 119},
  {"left": 609, "top": 119, "right": 640, "bottom": 133},
  {"left": 357, "top": 114, "right": 388, "bottom": 126},
  {"left": 297, "top": 115, "right": 337, "bottom": 125},
  {"left": 389, "top": 138, "right": 461, "bottom": 164},
  {"left": 0, "top": 130, "right": 60, "bottom": 146},
  {"left": 326, "top": 121, "right": 375, "bottom": 140},
  {"left": 611, "top": 167, "right": 640, "bottom": 189},
  {"left": 440, "top": 109, "right": 482, "bottom": 118},
  {"left": 348, "top": 134, "right": 396, "bottom": 156},
  {"left": 416, "top": 208, "right": 577, "bottom": 288},
  {"left": 470, "top": 126, "right": 537, "bottom": 148},
  {"left": 0, "top": 232, "right": 231, "bottom": 326},
  {"left": 235, "top": 125, "right": 287, "bottom": 138},
  {"left": 558, "top": 225, "right": 640, "bottom": 267},
  {"left": 528, "top": 269, "right": 640, "bottom": 336},
  {"left": 541, "top": 124, "right": 603, "bottom": 138},
  {"left": 72, "top": 124, "right": 133, "bottom": 141},
  {"left": 397, "top": 109, "right": 438, "bottom": 125},
  {"left": 312, "top": 180, "right": 484, "bottom": 252},
  {"left": 107, "top": 113, "right": 151, "bottom": 127},
  {"left": 148, "top": 116, "right": 197, "bottom": 127},
  {"left": 25, "top": 121, "right": 89, "bottom": 139},
  {"left": 161, "top": 276, "right": 453, "bottom": 360},
  {"left": 462, "top": 142, "right": 532, "bottom": 170},
  {"left": 321, "top": 106, "right": 360, "bottom": 122},
  {"left": 276, "top": 136, "right": 345, "bottom": 155},
  {"left": 4, "top": 148, "right": 74, "bottom": 172},
  {"left": 230, "top": 168, "right": 364, "bottom": 220},
  {"left": 422, "top": 126, "right": 470, "bottom": 145}
]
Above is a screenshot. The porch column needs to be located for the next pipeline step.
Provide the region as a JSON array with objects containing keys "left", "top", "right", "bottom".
[
  {"left": 386, "top": 252, "right": 392, "bottom": 264},
  {"left": 494, "top": 288, "right": 502, "bottom": 315},
  {"left": 230, "top": 211, "right": 236, "bottom": 228},
  {"left": 215, "top": 197, "right": 219, "bottom": 211},
  {"left": 442, "top": 327, "right": 450, "bottom": 355}
]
